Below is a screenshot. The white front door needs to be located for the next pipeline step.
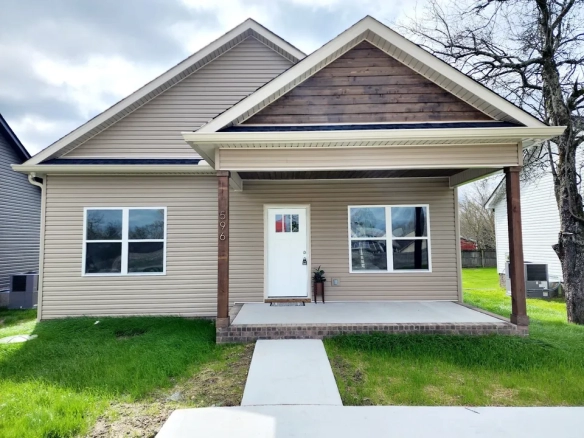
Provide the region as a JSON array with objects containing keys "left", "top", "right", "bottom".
[{"left": 266, "top": 207, "right": 309, "bottom": 297}]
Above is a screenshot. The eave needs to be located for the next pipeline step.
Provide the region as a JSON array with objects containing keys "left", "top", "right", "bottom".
[
  {"left": 183, "top": 126, "right": 566, "bottom": 168},
  {"left": 12, "top": 163, "right": 217, "bottom": 176}
]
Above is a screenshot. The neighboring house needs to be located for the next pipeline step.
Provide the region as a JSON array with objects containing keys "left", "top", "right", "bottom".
[
  {"left": 460, "top": 238, "right": 478, "bottom": 251},
  {"left": 0, "top": 114, "right": 41, "bottom": 291},
  {"left": 486, "top": 154, "right": 582, "bottom": 285},
  {"left": 13, "top": 17, "right": 562, "bottom": 332}
]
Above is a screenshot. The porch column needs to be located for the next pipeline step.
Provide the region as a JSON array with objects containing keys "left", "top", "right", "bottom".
[
  {"left": 505, "top": 166, "right": 529, "bottom": 326},
  {"left": 217, "top": 170, "right": 230, "bottom": 328}
]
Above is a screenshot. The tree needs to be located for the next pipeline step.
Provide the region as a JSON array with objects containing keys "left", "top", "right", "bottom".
[
  {"left": 402, "top": 0, "right": 584, "bottom": 323},
  {"left": 459, "top": 179, "right": 497, "bottom": 250}
]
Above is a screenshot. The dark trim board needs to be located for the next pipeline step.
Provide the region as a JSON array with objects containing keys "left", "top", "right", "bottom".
[
  {"left": 239, "top": 169, "right": 463, "bottom": 180},
  {"left": 0, "top": 114, "right": 30, "bottom": 162},
  {"left": 224, "top": 121, "right": 519, "bottom": 132},
  {"left": 42, "top": 158, "right": 203, "bottom": 165}
]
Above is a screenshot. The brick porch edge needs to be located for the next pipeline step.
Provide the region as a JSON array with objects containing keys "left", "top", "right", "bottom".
[{"left": 216, "top": 321, "right": 527, "bottom": 343}]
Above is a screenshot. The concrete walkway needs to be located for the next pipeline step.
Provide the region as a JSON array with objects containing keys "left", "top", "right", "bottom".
[
  {"left": 232, "top": 301, "right": 503, "bottom": 325},
  {"left": 157, "top": 406, "right": 584, "bottom": 438},
  {"left": 241, "top": 340, "right": 342, "bottom": 406}
]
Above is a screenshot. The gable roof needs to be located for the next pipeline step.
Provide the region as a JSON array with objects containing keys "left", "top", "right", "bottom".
[
  {"left": 243, "top": 41, "right": 496, "bottom": 125},
  {"left": 197, "top": 16, "right": 546, "bottom": 133},
  {"left": 24, "top": 19, "right": 305, "bottom": 166},
  {"left": 0, "top": 114, "right": 30, "bottom": 162}
]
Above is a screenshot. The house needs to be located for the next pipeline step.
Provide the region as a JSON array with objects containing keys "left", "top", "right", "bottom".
[
  {"left": 0, "top": 114, "right": 41, "bottom": 294},
  {"left": 13, "top": 17, "right": 564, "bottom": 340},
  {"left": 460, "top": 238, "right": 478, "bottom": 251},
  {"left": 485, "top": 160, "right": 579, "bottom": 286}
]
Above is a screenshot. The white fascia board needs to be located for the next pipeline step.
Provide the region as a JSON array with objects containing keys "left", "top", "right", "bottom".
[
  {"left": 249, "top": 21, "right": 306, "bottom": 60},
  {"left": 364, "top": 19, "right": 546, "bottom": 128},
  {"left": 24, "top": 19, "right": 305, "bottom": 167},
  {"left": 12, "top": 164, "right": 216, "bottom": 175},
  {"left": 184, "top": 126, "right": 566, "bottom": 146},
  {"left": 198, "top": 16, "right": 547, "bottom": 134},
  {"left": 484, "top": 178, "right": 506, "bottom": 210}
]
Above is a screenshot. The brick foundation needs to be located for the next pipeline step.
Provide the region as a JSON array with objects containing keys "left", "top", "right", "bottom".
[{"left": 216, "top": 321, "right": 527, "bottom": 343}]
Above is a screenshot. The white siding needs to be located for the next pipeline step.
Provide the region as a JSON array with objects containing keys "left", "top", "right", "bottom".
[{"left": 493, "top": 171, "right": 563, "bottom": 280}]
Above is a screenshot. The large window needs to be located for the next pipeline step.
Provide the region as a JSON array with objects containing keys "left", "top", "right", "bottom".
[
  {"left": 348, "top": 205, "right": 431, "bottom": 273},
  {"left": 84, "top": 207, "right": 166, "bottom": 275}
]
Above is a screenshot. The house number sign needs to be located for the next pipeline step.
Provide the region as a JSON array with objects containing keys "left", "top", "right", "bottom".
[{"left": 219, "top": 211, "right": 227, "bottom": 241}]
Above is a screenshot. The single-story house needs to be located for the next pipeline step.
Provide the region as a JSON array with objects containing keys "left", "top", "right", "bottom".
[
  {"left": 14, "top": 17, "right": 564, "bottom": 340},
  {"left": 0, "top": 114, "right": 41, "bottom": 295}
]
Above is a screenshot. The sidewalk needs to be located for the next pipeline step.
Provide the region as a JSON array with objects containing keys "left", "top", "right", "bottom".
[
  {"left": 241, "top": 339, "right": 342, "bottom": 406},
  {"left": 157, "top": 405, "right": 584, "bottom": 438}
]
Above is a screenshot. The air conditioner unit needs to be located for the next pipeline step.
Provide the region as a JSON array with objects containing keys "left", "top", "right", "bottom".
[
  {"left": 8, "top": 271, "right": 38, "bottom": 309},
  {"left": 505, "top": 262, "right": 549, "bottom": 298}
]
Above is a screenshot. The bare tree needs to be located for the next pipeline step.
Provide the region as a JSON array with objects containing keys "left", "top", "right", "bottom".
[
  {"left": 402, "top": 0, "right": 584, "bottom": 323},
  {"left": 460, "top": 179, "right": 497, "bottom": 250}
]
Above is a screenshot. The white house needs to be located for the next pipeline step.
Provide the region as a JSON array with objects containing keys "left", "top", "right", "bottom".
[{"left": 486, "top": 168, "right": 563, "bottom": 285}]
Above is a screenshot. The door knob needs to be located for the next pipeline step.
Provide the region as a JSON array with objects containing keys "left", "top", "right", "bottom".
[{"left": 302, "top": 257, "right": 307, "bottom": 265}]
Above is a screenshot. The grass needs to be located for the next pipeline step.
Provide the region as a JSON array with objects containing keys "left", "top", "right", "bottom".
[
  {"left": 0, "top": 313, "right": 251, "bottom": 438},
  {"left": 325, "top": 267, "right": 584, "bottom": 407}
]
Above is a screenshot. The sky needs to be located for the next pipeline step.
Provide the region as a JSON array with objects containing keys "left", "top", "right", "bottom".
[{"left": 0, "top": 0, "right": 421, "bottom": 155}]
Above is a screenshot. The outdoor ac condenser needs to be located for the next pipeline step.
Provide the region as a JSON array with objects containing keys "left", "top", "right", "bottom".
[
  {"left": 8, "top": 272, "right": 38, "bottom": 309},
  {"left": 505, "top": 262, "right": 549, "bottom": 298}
]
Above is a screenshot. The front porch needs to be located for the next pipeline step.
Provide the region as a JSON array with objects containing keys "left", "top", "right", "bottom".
[{"left": 216, "top": 301, "right": 524, "bottom": 343}]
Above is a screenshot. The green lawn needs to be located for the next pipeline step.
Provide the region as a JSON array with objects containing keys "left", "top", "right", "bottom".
[
  {"left": 326, "top": 268, "right": 584, "bottom": 406},
  {"left": 0, "top": 313, "right": 249, "bottom": 438}
]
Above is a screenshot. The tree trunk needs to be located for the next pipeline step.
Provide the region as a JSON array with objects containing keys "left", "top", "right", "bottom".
[{"left": 553, "top": 150, "right": 584, "bottom": 324}]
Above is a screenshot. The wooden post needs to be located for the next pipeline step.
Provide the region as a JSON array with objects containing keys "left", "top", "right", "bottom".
[
  {"left": 217, "top": 171, "right": 230, "bottom": 328},
  {"left": 505, "top": 166, "right": 529, "bottom": 326}
]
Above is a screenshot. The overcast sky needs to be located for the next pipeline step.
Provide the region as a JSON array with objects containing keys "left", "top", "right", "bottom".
[{"left": 0, "top": 0, "right": 421, "bottom": 155}]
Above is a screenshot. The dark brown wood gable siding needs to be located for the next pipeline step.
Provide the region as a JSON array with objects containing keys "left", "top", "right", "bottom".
[{"left": 243, "top": 41, "right": 493, "bottom": 124}]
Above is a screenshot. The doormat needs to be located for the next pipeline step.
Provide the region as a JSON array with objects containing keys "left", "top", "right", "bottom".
[{"left": 270, "top": 302, "right": 305, "bottom": 307}]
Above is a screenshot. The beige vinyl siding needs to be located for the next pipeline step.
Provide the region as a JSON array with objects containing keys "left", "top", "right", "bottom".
[
  {"left": 64, "top": 37, "right": 292, "bottom": 159},
  {"left": 231, "top": 179, "right": 459, "bottom": 302},
  {"left": 218, "top": 144, "right": 521, "bottom": 171},
  {"left": 41, "top": 176, "right": 459, "bottom": 318},
  {"left": 41, "top": 175, "right": 218, "bottom": 319}
]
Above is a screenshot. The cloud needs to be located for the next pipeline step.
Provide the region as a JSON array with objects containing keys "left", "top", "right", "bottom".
[{"left": 0, "top": 0, "right": 412, "bottom": 154}]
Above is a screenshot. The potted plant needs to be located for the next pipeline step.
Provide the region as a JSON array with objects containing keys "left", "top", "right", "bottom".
[{"left": 313, "top": 266, "right": 326, "bottom": 303}]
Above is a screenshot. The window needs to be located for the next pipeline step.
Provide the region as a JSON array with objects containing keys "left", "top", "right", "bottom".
[
  {"left": 275, "top": 214, "right": 299, "bottom": 233},
  {"left": 84, "top": 207, "right": 166, "bottom": 275},
  {"left": 348, "top": 205, "right": 430, "bottom": 273}
]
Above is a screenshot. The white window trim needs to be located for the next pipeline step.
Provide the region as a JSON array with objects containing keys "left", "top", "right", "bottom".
[
  {"left": 82, "top": 207, "right": 167, "bottom": 277},
  {"left": 347, "top": 204, "right": 432, "bottom": 274}
]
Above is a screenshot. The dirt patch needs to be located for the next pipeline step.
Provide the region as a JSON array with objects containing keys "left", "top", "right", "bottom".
[
  {"left": 165, "top": 343, "right": 254, "bottom": 407},
  {"left": 89, "top": 402, "right": 173, "bottom": 438},
  {"left": 329, "top": 355, "right": 369, "bottom": 405},
  {"left": 86, "top": 344, "right": 254, "bottom": 437}
]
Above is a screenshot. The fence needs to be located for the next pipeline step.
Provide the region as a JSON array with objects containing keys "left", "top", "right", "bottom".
[{"left": 461, "top": 250, "right": 497, "bottom": 268}]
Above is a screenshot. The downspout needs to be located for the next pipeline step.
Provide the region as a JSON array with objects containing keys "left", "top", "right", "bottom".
[{"left": 28, "top": 172, "right": 45, "bottom": 321}]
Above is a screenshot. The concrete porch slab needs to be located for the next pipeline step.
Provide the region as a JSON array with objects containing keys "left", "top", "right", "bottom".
[
  {"left": 241, "top": 340, "right": 342, "bottom": 407},
  {"left": 157, "top": 405, "right": 584, "bottom": 438},
  {"left": 232, "top": 301, "right": 503, "bottom": 325}
]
